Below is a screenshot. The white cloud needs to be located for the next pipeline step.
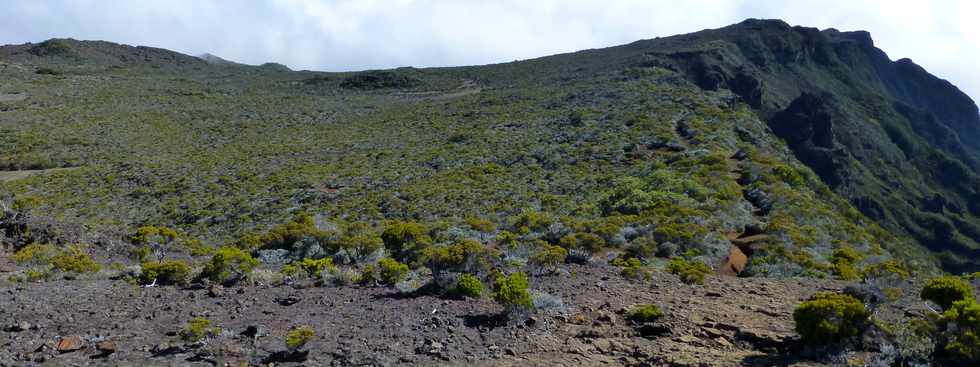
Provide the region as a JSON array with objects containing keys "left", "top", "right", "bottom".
[{"left": 0, "top": 0, "right": 976, "bottom": 100}]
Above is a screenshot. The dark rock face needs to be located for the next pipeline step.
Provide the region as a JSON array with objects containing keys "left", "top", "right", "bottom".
[{"left": 639, "top": 18, "right": 980, "bottom": 271}]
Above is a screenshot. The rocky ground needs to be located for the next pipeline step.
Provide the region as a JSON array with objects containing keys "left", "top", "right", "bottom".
[{"left": 0, "top": 265, "right": 929, "bottom": 366}]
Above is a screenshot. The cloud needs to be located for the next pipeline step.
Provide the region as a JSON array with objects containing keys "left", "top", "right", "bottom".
[{"left": 0, "top": 0, "right": 977, "bottom": 100}]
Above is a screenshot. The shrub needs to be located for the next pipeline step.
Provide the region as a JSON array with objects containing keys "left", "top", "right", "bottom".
[
  {"left": 493, "top": 272, "right": 533, "bottom": 315},
  {"left": 374, "top": 258, "right": 407, "bottom": 284},
  {"left": 862, "top": 260, "right": 910, "bottom": 280},
  {"left": 140, "top": 260, "right": 192, "bottom": 285},
  {"left": 452, "top": 273, "right": 483, "bottom": 298},
  {"left": 773, "top": 164, "right": 805, "bottom": 187},
  {"left": 465, "top": 216, "right": 496, "bottom": 233},
  {"left": 238, "top": 213, "right": 332, "bottom": 252},
  {"left": 423, "top": 239, "right": 495, "bottom": 275},
  {"left": 285, "top": 326, "right": 315, "bottom": 350},
  {"left": 529, "top": 244, "right": 567, "bottom": 268},
  {"left": 626, "top": 304, "right": 664, "bottom": 323},
  {"left": 611, "top": 257, "right": 650, "bottom": 280},
  {"left": 338, "top": 223, "right": 382, "bottom": 261},
  {"left": 12, "top": 243, "right": 56, "bottom": 265},
  {"left": 381, "top": 221, "right": 433, "bottom": 265},
  {"left": 297, "top": 257, "right": 334, "bottom": 277},
  {"left": 201, "top": 246, "right": 258, "bottom": 284},
  {"left": 181, "top": 317, "right": 219, "bottom": 342},
  {"left": 937, "top": 299, "right": 980, "bottom": 362},
  {"left": 830, "top": 246, "right": 862, "bottom": 280},
  {"left": 36, "top": 67, "right": 61, "bottom": 75},
  {"left": 921, "top": 276, "right": 975, "bottom": 310},
  {"left": 793, "top": 292, "right": 870, "bottom": 345},
  {"left": 666, "top": 258, "right": 711, "bottom": 285},
  {"left": 132, "top": 226, "right": 178, "bottom": 246},
  {"left": 50, "top": 244, "right": 101, "bottom": 273},
  {"left": 512, "top": 210, "right": 554, "bottom": 234}
]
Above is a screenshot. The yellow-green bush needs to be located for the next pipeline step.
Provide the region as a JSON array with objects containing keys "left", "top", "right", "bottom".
[
  {"left": 50, "top": 244, "right": 101, "bottom": 273},
  {"left": 611, "top": 257, "right": 650, "bottom": 280},
  {"left": 381, "top": 221, "right": 433, "bottom": 265},
  {"left": 452, "top": 273, "right": 484, "bottom": 298},
  {"left": 201, "top": 246, "right": 258, "bottom": 284},
  {"left": 493, "top": 272, "right": 532, "bottom": 314},
  {"left": 793, "top": 292, "right": 870, "bottom": 345},
  {"left": 131, "top": 225, "right": 178, "bottom": 245},
  {"left": 626, "top": 304, "right": 664, "bottom": 323},
  {"left": 181, "top": 317, "right": 219, "bottom": 342},
  {"left": 297, "top": 257, "right": 334, "bottom": 277},
  {"left": 235, "top": 213, "right": 332, "bottom": 251},
  {"left": 529, "top": 244, "right": 567, "bottom": 268},
  {"left": 140, "top": 260, "right": 192, "bottom": 285},
  {"left": 512, "top": 210, "right": 554, "bottom": 234},
  {"left": 921, "top": 276, "right": 975, "bottom": 310},
  {"left": 666, "top": 258, "right": 711, "bottom": 284},
  {"left": 862, "top": 260, "right": 910, "bottom": 280},
  {"left": 465, "top": 216, "right": 496, "bottom": 233},
  {"left": 938, "top": 299, "right": 980, "bottom": 362},
  {"left": 423, "top": 239, "right": 495, "bottom": 275},
  {"left": 12, "top": 243, "right": 56, "bottom": 265},
  {"left": 285, "top": 326, "right": 315, "bottom": 350},
  {"left": 377, "top": 258, "right": 408, "bottom": 285}
]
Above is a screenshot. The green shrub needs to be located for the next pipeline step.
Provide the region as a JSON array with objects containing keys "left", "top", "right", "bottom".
[
  {"left": 12, "top": 243, "right": 56, "bottom": 265},
  {"left": 140, "top": 260, "right": 192, "bottom": 285},
  {"left": 937, "top": 299, "right": 980, "bottom": 362},
  {"left": 131, "top": 226, "right": 178, "bottom": 246},
  {"left": 201, "top": 246, "right": 258, "bottom": 284},
  {"left": 237, "top": 213, "right": 333, "bottom": 251},
  {"left": 829, "top": 246, "right": 862, "bottom": 281},
  {"left": 181, "top": 317, "right": 219, "bottom": 342},
  {"left": 626, "top": 304, "right": 664, "bottom": 323},
  {"left": 529, "top": 244, "right": 567, "bottom": 268},
  {"left": 285, "top": 326, "right": 315, "bottom": 350},
  {"left": 493, "top": 272, "right": 533, "bottom": 315},
  {"left": 50, "top": 244, "right": 101, "bottom": 273},
  {"left": 862, "top": 260, "right": 910, "bottom": 280},
  {"left": 381, "top": 221, "right": 433, "bottom": 265},
  {"left": 465, "top": 216, "right": 496, "bottom": 233},
  {"left": 338, "top": 223, "right": 382, "bottom": 261},
  {"left": 423, "top": 239, "right": 495, "bottom": 275},
  {"left": 611, "top": 257, "right": 650, "bottom": 280},
  {"left": 773, "top": 164, "right": 805, "bottom": 187},
  {"left": 297, "top": 257, "right": 334, "bottom": 277},
  {"left": 666, "top": 258, "right": 711, "bottom": 284},
  {"left": 512, "top": 210, "right": 554, "bottom": 234},
  {"left": 452, "top": 273, "right": 484, "bottom": 298},
  {"left": 921, "top": 276, "right": 975, "bottom": 310},
  {"left": 377, "top": 258, "right": 409, "bottom": 285},
  {"left": 793, "top": 292, "right": 870, "bottom": 345}
]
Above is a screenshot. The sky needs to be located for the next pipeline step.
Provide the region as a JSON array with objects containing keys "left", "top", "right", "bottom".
[{"left": 1, "top": 0, "right": 978, "bottom": 101}]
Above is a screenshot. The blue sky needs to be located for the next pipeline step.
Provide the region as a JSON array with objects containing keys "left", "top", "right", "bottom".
[{"left": 1, "top": 0, "right": 978, "bottom": 101}]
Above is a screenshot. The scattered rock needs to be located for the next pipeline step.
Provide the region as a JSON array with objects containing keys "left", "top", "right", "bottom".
[
  {"left": 275, "top": 295, "right": 301, "bottom": 306},
  {"left": 637, "top": 323, "right": 670, "bottom": 338},
  {"left": 56, "top": 335, "right": 85, "bottom": 353},
  {"left": 208, "top": 285, "right": 224, "bottom": 298},
  {"left": 4, "top": 321, "right": 30, "bottom": 332},
  {"left": 735, "top": 327, "right": 791, "bottom": 353},
  {"left": 94, "top": 340, "right": 117, "bottom": 357}
]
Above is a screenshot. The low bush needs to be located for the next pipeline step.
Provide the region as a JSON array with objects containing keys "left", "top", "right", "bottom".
[
  {"left": 626, "top": 304, "right": 664, "bottom": 323},
  {"left": 793, "top": 292, "right": 870, "bottom": 345},
  {"left": 921, "top": 276, "right": 975, "bottom": 310},
  {"left": 451, "top": 273, "right": 483, "bottom": 298},
  {"left": 297, "top": 257, "right": 334, "bottom": 277},
  {"left": 666, "top": 258, "right": 711, "bottom": 284},
  {"left": 423, "top": 239, "right": 495, "bottom": 275},
  {"left": 181, "top": 317, "right": 219, "bottom": 342},
  {"left": 936, "top": 299, "right": 980, "bottom": 362},
  {"left": 377, "top": 258, "right": 409, "bottom": 285},
  {"left": 381, "top": 221, "right": 433, "bottom": 266},
  {"left": 140, "top": 260, "right": 192, "bottom": 285},
  {"left": 830, "top": 246, "right": 862, "bottom": 281},
  {"left": 201, "top": 246, "right": 258, "bottom": 284},
  {"left": 285, "top": 326, "right": 316, "bottom": 350},
  {"left": 50, "top": 244, "right": 100, "bottom": 273},
  {"left": 493, "top": 272, "right": 533, "bottom": 315},
  {"left": 529, "top": 244, "right": 567, "bottom": 269},
  {"left": 12, "top": 243, "right": 56, "bottom": 265}
]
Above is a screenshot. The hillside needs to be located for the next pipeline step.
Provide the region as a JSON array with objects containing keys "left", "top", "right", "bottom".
[{"left": 0, "top": 19, "right": 978, "bottom": 366}]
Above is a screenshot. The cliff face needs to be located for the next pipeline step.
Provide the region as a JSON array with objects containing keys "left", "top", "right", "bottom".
[{"left": 633, "top": 19, "right": 980, "bottom": 271}]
